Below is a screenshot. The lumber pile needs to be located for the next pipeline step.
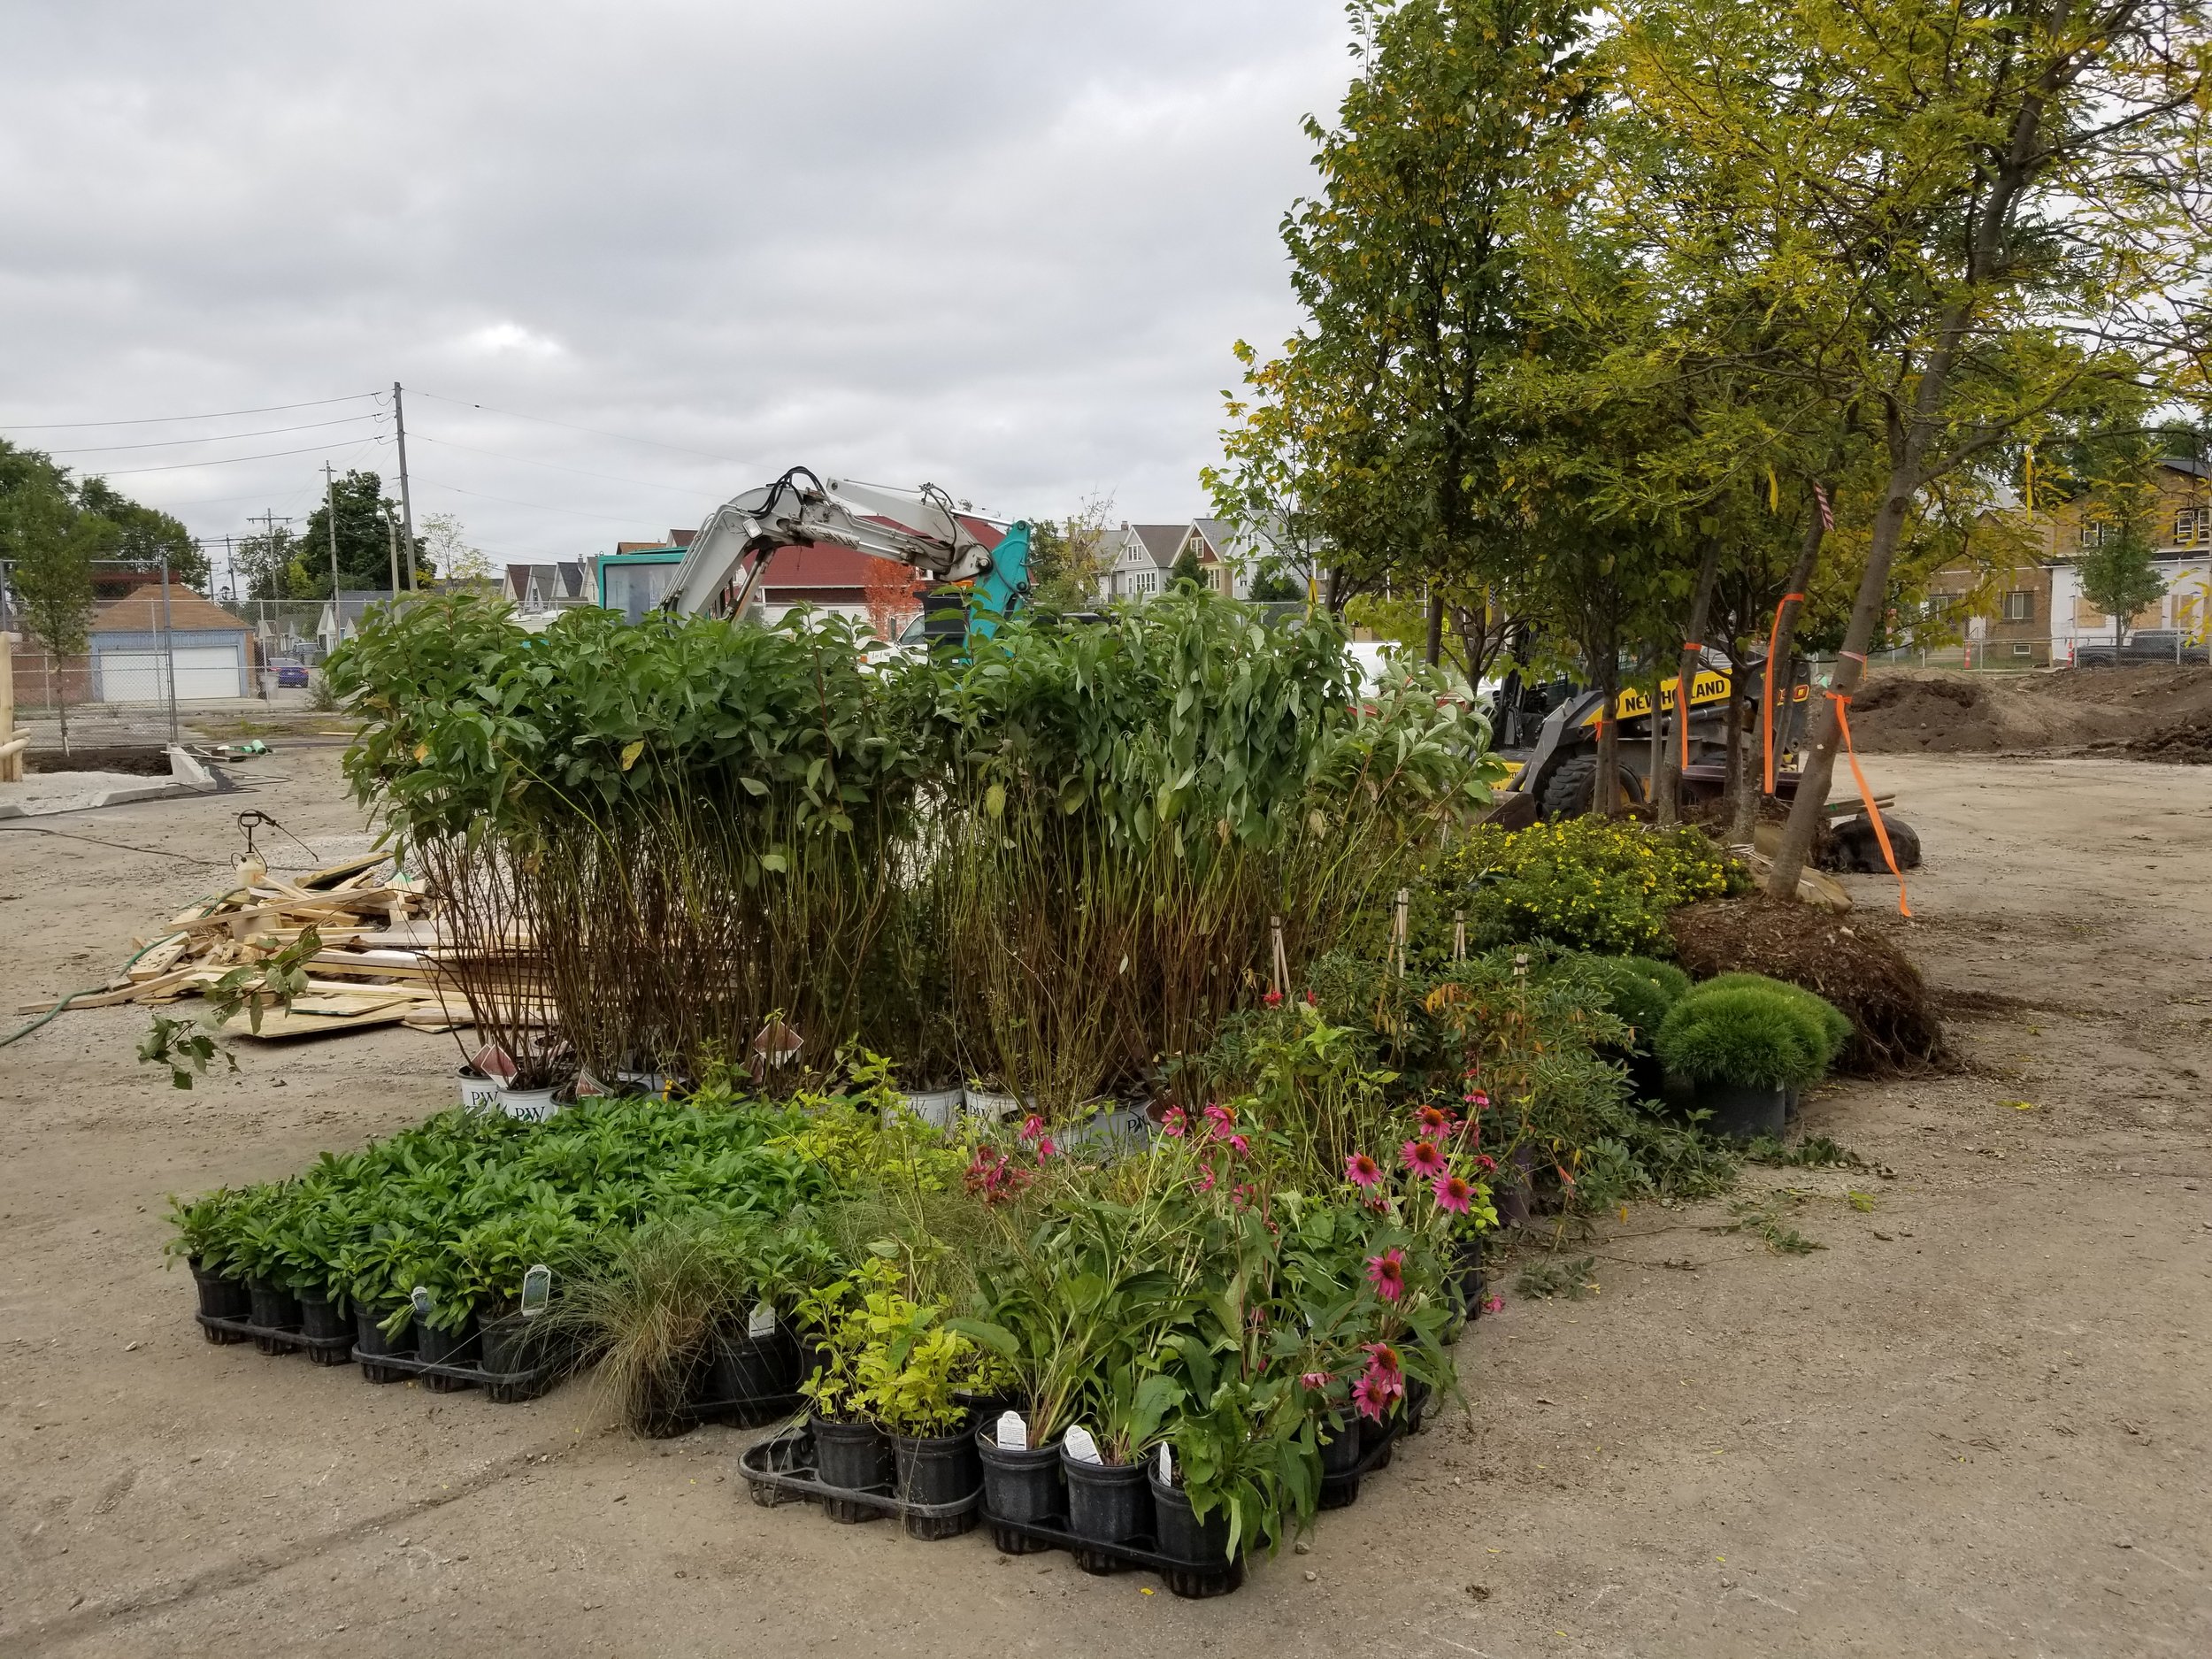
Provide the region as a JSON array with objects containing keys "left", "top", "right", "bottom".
[{"left": 17, "top": 853, "right": 481, "bottom": 1039}]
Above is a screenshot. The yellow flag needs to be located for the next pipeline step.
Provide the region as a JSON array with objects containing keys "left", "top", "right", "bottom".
[
  {"left": 2023, "top": 449, "right": 2035, "bottom": 513},
  {"left": 1766, "top": 467, "right": 1778, "bottom": 511}
]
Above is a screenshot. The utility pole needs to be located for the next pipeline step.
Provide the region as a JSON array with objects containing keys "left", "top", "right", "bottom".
[
  {"left": 385, "top": 509, "right": 402, "bottom": 599},
  {"left": 391, "top": 381, "right": 419, "bottom": 588},
  {"left": 325, "top": 463, "right": 343, "bottom": 651}
]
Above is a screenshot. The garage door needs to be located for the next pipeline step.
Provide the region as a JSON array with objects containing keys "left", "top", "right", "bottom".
[{"left": 99, "top": 647, "right": 246, "bottom": 702}]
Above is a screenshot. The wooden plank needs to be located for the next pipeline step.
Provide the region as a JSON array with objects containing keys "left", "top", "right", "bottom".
[
  {"left": 298, "top": 852, "right": 391, "bottom": 891},
  {"left": 17, "top": 969, "right": 201, "bottom": 1013},
  {"left": 128, "top": 934, "right": 192, "bottom": 980},
  {"left": 216, "top": 1004, "right": 418, "bottom": 1041}
]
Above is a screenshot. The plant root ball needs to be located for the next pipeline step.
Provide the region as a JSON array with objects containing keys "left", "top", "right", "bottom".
[{"left": 1664, "top": 895, "right": 1949, "bottom": 1075}]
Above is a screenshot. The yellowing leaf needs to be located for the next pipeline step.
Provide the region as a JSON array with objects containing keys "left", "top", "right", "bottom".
[{"left": 620, "top": 740, "right": 645, "bottom": 772}]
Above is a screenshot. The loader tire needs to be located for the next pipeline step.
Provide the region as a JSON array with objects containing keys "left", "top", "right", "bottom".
[{"left": 1539, "top": 755, "right": 1641, "bottom": 819}]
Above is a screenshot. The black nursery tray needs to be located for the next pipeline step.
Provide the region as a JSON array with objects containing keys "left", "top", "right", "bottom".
[
  {"left": 977, "top": 1511, "right": 1246, "bottom": 1598},
  {"left": 347, "top": 1340, "right": 567, "bottom": 1403},
  {"left": 670, "top": 1389, "right": 806, "bottom": 1432},
  {"left": 196, "top": 1312, "right": 354, "bottom": 1364},
  {"left": 1318, "top": 1412, "right": 1412, "bottom": 1510},
  {"left": 740, "top": 1424, "right": 982, "bottom": 1529}
]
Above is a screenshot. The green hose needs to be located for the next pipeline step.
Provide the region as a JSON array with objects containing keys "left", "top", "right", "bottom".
[{"left": 0, "top": 887, "right": 233, "bottom": 1048}]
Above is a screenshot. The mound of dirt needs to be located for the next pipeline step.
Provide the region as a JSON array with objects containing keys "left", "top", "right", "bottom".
[
  {"left": 1848, "top": 666, "right": 2212, "bottom": 756},
  {"left": 1666, "top": 894, "right": 1949, "bottom": 1074},
  {"left": 2129, "top": 717, "right": 2212, "bottom": 764}
]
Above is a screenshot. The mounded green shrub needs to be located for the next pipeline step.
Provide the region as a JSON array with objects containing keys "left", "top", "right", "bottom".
[
  {"left": 1683, "top": 972, "right": 1851, "bottom": 1071},
  {"left": 1655, "top": 987, "right": 1830, "bottom": 1091},
  {"left": 1555, "top": 952, "right": 1692, "bottom": 1049}
]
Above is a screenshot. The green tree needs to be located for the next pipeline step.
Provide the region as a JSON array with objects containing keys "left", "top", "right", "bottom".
[
  {"left": 2077, "top": 526, "right": 2168, "bottom": 644},
  {"left": 298, "top": 470, "right": 422, "bottom": 596},
  {"left": 1612, "top": 0, "right": 2209, "bottom": 894},
  {"left": 75, "top": 477, "right": 206, "bottom": 589},
  {"left": 1169, "top": 545, "right": 1206, "bottom": 592},
  {"left": 1247, "top": 562, "right": 1306, "bottom": 603},
  {"left": 1209, "top": 0, "right": 1599, "bottom": 674},
  {"left": 1022, "top": 496, "right": 1117, "bottom": 611},
  {"left": 8, "top": 495, "right": 114, "bottom": 754}
]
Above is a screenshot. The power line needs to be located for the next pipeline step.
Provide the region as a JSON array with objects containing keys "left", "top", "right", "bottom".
[
  {"left": 93, "top": 437, "right": 390, "bottom": 478},
  {"left": 411, "top": 430, "right": 710, "bottom": 497},
  {"left": 44, "top": 413, "right": 384, "bottom": 456},
  {"left": 0, "top": 392, "right": 380, "bottom": 432},
  {"left": 411, "top": 388, "right": 749, "bottom": 466}
]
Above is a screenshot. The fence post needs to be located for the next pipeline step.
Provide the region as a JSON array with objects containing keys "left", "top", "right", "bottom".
[{"left": 159, "top": 557, "right": 179, "bottom": 747}]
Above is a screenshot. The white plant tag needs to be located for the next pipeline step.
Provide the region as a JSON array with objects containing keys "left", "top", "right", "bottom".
[
  {"left": 995, "top": 1410, "right": 1029, "bottom": 1451},
  {"left": 1063, "top": 1425, "right": 1102, "bottom": 1464},
  {"left": 518, "top": 1264, "right": 551, "bottom": 1318},
  {"left": 748, "top": 1301, "right": 775, "bottom": 1340},
  {"left": 1156, "top": 1443, "right": 1173, "bottom": 1483}
]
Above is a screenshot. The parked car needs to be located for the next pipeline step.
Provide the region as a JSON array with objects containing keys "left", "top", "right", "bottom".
[
  {"left": 2071, "top": 630, "right": 2209, "bottom": 667},
  {"left": 274, "top": 662, "right": 310, "bottom": 688}
]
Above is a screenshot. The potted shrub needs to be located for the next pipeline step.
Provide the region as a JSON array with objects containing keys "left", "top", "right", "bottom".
[
  {"left": 1655, "top": 985, "right": 1831, "bottom": 1139},
  {"left": 857, "top": 1297, "right": 982, "bottom": 1540},
  {"left": 548, "top": 1218, "right": 733, "bottom": 1435},
  {"left": 1148, "top": 1377, "right": 1310, "bottom": 1594},
  {"left": 797, "top": 1267, "right": 895, "bottom": 1522},
  {"left": 1059, "top": 1366, "right": 1180, "bottom": 1573},
  {"left": 1689, "top": 972, "right": 1850, "bottom": 1117},
  {"left": 165, "top": 1191, "right": 251, "bottom": 1339}
]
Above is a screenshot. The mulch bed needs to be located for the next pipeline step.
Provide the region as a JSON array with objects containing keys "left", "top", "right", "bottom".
[{"left": 1667, "top": 894, "right": 1950, "bottom": 1074}]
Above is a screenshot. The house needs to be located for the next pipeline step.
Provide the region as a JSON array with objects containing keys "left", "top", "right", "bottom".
[
  {"left": 2044, "top": 457, "right": 2210, "bottom": 657},
  {"left": 504, "top": 561, "right": 591, "bottom": 616},
  {"left": 1921, "top": 457, "right": 2210, "bottom": 664},
  {"left": 88, "top": 586, "right": 257, "bottom": 701},
  {"left": 749, "top": 543, "right": 933, "bottom": 634},
  {"left": 315, "top": 591, "right": 391, "bottom": 657},
  {"left": 1100, "top": 524, "right": 1187, "bottom": 601}
]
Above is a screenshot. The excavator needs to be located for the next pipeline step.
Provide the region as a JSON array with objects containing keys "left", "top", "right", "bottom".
[{"left": 661, "top": 466, "right": 1031, "bottom": 641}]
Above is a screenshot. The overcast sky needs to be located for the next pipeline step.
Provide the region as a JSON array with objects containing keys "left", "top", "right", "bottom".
[{"left": 0, "top": 2, "right": 1356, "bottom": 579}]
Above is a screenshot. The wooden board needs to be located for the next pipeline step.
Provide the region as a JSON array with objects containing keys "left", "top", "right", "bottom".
[
  {"left": 216, "top": 1004, "right": 419, "bottom": 1041},
  {"left": 298, "top": 852, "right": 392, "bottom": 891}
]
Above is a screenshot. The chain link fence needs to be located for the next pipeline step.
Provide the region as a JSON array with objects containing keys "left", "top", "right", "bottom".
[{"left": 1818, "top": 633, "right": 2210, "bottom": 676}]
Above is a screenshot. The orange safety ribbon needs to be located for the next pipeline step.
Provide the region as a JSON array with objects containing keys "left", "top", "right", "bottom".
[
  {"left": 1762, "top": 594, "right": 1804, "bottom": 794},
  {"left": 1676, "top": 643, "right": 1701, "bottom": 770},
  {"left": 1826, "top": 687, "right": 1911, "bottom": 917}
]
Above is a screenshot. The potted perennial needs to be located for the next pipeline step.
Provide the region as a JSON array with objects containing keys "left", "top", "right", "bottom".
[
  {"left": 857, "top": 1300, "right": 982, "bottom": 1540},
  {"left": 796, "top": 1265, "right": 896, "bottom": 1521},
  {"left": 164, "top": 1191, "right": 250, "bottom": 1339},
  {"left": 1655, "top": 983, "right": 1834, "bottom": 1140}
]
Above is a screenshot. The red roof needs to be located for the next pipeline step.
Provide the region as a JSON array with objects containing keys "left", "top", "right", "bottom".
[{"left": 759, "top": 544, "right": 928, "bottom": 596}]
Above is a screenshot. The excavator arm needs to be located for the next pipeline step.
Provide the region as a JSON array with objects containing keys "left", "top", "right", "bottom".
[{"left": 661, "top": 466, "right": 1030, "bottom": 635}]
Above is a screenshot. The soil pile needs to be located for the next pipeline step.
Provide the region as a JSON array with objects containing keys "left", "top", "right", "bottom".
[
  {"left": 2128, "top": 716, "right": 2212, "bottom": 764},
  {"left": 1848, "top": 666, "right": 2212, "bottom": 756},
  {"left": 1667, "top": 894, "right": 1948, "bottom": 1073}
]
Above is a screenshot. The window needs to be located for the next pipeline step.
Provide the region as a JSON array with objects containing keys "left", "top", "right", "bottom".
[
  {"left": 2012, "top": 642, "right": 2032, "bottom": 657},
  {"left": 2078, "top": 521, "right": 2109, "bottom": 548},
  {"left": 2177, "top": 506, "right": 2210, "bottom": 546},
  {"left": 2002, "top": 589, "right": 2034, "bottom": 622}
]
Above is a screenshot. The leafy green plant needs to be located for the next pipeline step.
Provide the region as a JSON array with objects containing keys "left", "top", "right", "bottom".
[
  {"left": 548, "top": 1216, "right": 741, "bottom": 1435},
  {"left": 1688, "top": 973, "right": 1851, "bottom": 1070},
  {"left": 138, "top": 927, "right": 324, "bottom": 1088},
  {"left": 1515, "top": 1255, "right": 1599, "bottom": 1301}
]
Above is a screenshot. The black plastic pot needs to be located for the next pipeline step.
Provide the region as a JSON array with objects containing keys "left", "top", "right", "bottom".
[
  {"left": 891, "top": 1431, "right": 982, "bottom": 1540},
  {"left": 954, "top": 1388, "right": 1019, "bottom": 1435},
  {"left": 810, "top": 1415, "right": 892, "bottom": 1524},
  {"left": 355, "top": 1304, "right": 416, "bottom": 1383},
  {"left": 1492, "top": 1144, "right": 1536, "bottom": 1228},
  {"left": 1318, "top": 1414, "right": 1363, "bottom": 1479},
  {"left": 1148, "top": 1471, "right": 1241, "bottom": 1597},
  {"left": 1062, "top": 1451, "right": 1151, "bottom": 1574},
  {"left": 1694, "top": 1081, "right": 1789, "bottom": 1141},
  {"left": 246, "top": 1279, "right": 302, "bottom": 1330},
  {"left": 976, "top": 1427, "right": 1064, "bottom": 1554},
  {"left": 1451, "top": 1235, "right": 1485, "bottom": 1314},
  {"left": 416, "top": 1308, "right": 480, "bottom": 1391},
  {"left": 480, "top": 1312, "right": 551, "bottom": 1375},
  {"left": 1358, "top": 1405, "right": 1399, "bottom": 1465},
  {"left": 296, "top": 1293, "right": 352, "bottom": 1364},
  {"left": 709, "top": 1320, "right": 802, "bottom": 1425},
  {"left": 188, "top": 1258, "right": 251, "bottom": 1343}
]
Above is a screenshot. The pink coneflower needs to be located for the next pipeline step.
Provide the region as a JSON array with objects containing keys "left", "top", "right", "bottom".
[
  {"left": 1203, "top": 1102, "right": 1234, "bottom": 1129},
  {"left": 1482, "top": 1295, "right": 1505, "bottom": 1316},
  {"left": 1402, "top": 1137, "right": 1448, "bottom": 1179},
  {"left": 1018, "top": 1114, "right": 1046, "bottom": 1142},
  {"left": 1300, "top": 1370, "right": 1333, "bottom": 1392},
  {"left": 1197, "top": 1166, "right": 1217, "bottom": 1194},
  {"left": 1432, "top": 1171, "right": 1474, "bottom": 1213},
  {"left": 1364, "top": 1194, "right": 1390, "bottom": 1214},
  {"left": 1462, "top": 1088, "right": 1490, "bottom": 1110},
  {"left": 1345, "top": 1151, "right": 1383, "bottom": 1188},
  {"left": 1263, "top": 987, "right": 1284, "bottom": 1007},
  {"left": 1472, "top": 1153, "right": 1497, "bottom": 1174},
  {"left": 1035, "top": 1135, "right": 1056, "bottom": 1158},
  {"left": 1360, "top": 1341, "right": 1401, "bottom": 1376},
  {"left": 1351, "top": 1373, "right": 1387, "bottom": 1422},
  {"left": 1161, "top": 1106, "right": 1187, "bottom": 1138},
  {"left": 1226, "top": 1133, "right": 1250, "bottom": 1154},
  {"left": 1366, "top": 1248, "right": 1407, "bottom": 1302},
  {"left": 1415, "top": 1104, "right": 1452, "bottom": 1137}
]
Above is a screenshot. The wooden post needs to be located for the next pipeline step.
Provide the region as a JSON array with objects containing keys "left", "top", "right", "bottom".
[{"left": 0, "top": 626, "right": 19, "bottom": 782}]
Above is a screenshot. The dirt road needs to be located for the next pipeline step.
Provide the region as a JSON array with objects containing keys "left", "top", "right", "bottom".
[{"left": 3, "top": 749, "right": 2208, "bottom": 1658}]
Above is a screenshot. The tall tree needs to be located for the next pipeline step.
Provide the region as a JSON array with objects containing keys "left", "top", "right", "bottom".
[
  {"left": 1209, "top": 0, "right": 1599, "bottom": 684},
  {"left": 74, "top": 477, "right": 206, "bottom": 589},
  {"left": 1616, "top": 0, "right": 2210, "bottom": 895},
  {"left": 6, "top": 491, "right": 112, "bottom": 754},
  {"left": 298, "top": 470, "right": 423, "bottom": 597}
]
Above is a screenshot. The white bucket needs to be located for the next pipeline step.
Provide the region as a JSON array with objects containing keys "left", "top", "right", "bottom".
[
  {"left": 891, "top": 1087, "right": 963, "bottom": 1129},
  {"left": 499, "top": 1086, "right": 563, "bottom": 1123},
  {"left": 457, "top": 1068, "right": 503, "bottom": 1114},
  {"left": 963, "top": 1089, "right": 1020, "bottom": 1124}
]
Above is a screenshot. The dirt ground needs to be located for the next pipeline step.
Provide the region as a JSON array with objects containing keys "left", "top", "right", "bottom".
[
  {"left": 1850, "top": 664, "right": 2212, "bottom": 758},
  {"left": 3, "top": 745, "right": 2208, "bottom": 1659}
]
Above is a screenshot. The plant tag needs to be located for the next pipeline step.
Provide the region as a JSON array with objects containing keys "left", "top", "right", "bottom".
[
  {"left": 518, "top": 1264, "right": 551, "bottom": 1318},
  {"left": 1064, "top": 1425, "right": 1102, "bottom": 1464},
  {"left": 748, "top": 1301, "right": 775, "bottom": 1340},
  {"left": 410, "top": 1285, "right": 434, "bottom": 1319},
  {"left": 995, "top": 1410, "right": 1028, "bottom": 1451},
  {"left": 1156, "top": 1443, "right": 1173, "bottom": 1483}
]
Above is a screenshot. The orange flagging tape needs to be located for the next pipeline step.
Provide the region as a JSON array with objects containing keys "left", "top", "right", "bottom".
[
  {"left": 1827, "top": 689, "right": 1911, "bottom": 917},
  {"left": 1763, "top": 594, "right": 1803, "bottom": 794}
]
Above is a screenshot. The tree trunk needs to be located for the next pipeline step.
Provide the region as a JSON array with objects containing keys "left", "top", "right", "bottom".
[
  {"left": 1425, "top": 588, "right": 1445, "bottom": 666},
  {"left": 1725, "top": 631, "right": 1759, "bottom": 843},
  {"left": 1655, "top": 540, "right": 1724, "bottom": 827},
  {"left": 1594, "top": 649, "right": 1621, "bottom": 815},
  {"left": 1763, "top": 501, "right": 1827, "bottom": 798}
]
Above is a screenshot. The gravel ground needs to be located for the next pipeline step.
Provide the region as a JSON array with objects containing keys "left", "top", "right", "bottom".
[{"left": 1, "top": 747, "right": 2207, "bottom": 1658}]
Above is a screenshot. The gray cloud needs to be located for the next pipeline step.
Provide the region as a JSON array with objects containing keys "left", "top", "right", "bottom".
[{"left": 1, "top": 1, "right": 1353, "bottom": 570}]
